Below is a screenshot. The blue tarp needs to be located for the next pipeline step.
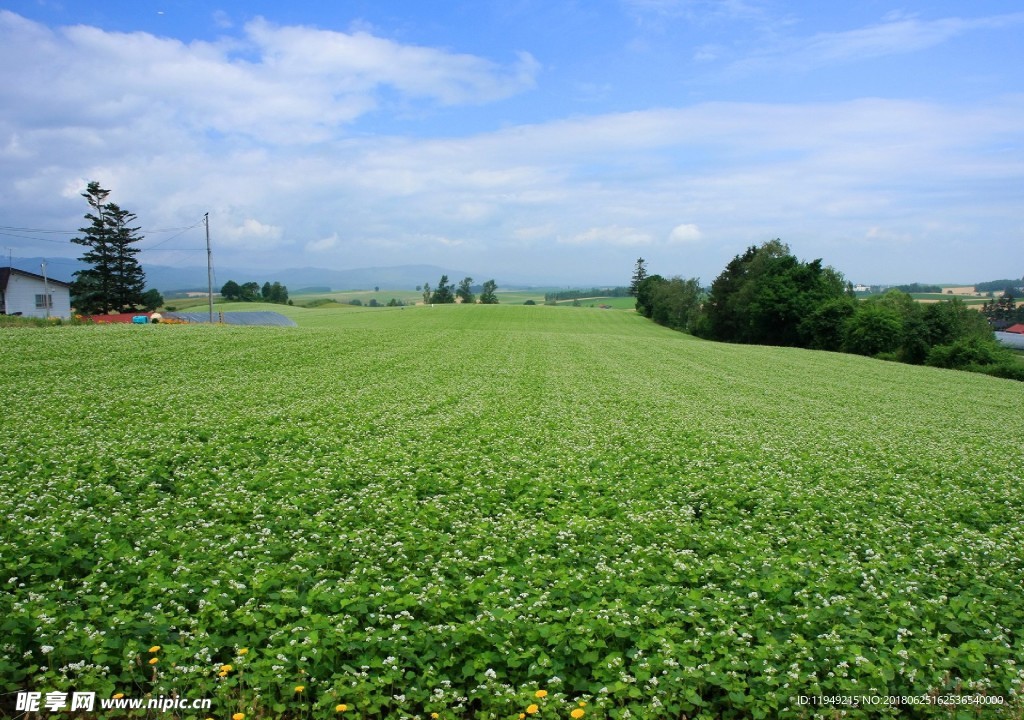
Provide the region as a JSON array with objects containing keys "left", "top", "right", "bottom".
[{"left": 164, "top": 311, "right": 297, "bottom": 327}]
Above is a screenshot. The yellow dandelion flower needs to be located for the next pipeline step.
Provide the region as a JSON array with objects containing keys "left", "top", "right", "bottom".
[
  {"left": 519, "top": 715, "right": 526, "bottom": 719},
  {"left": 294, "top": 685, "right": 305, "bottom": 693},
  {"left": 148, "top": 645, "right": 161, "bottom": 653},
  {"left": 571, "top": 710, "right": 585, "bottom": 719},
  {"left": 535, "top": 690, "right": 548, "bottom": 699},
  {"left": 148, "top": 658, "right": 159, "bottom": 665},
  {"left": 578, "top": 702, "right": 587, "bottom": 707},
  {"left": 218, "top": 670, "right": 228, "bottom": 678},
  {"left": 112, "top": 693, "right": 124, "bottom": 700},
  {"left": 335, "top": 704, "right": 348, "bottom": 712},
  {"left": 526, "top": 704, "right": 539, "bottom": 714},
  {"left": 238, "top": 648, "right": 249, "bottom": 655},
  {"left": 220, "top": 664, "right": 233, "bottom": 672},
  {"left": 232, "top": 713, "right": 245, "bottom": 720},
  {"left": 431, "top": 714, "right": 439, "bottom": 719}
]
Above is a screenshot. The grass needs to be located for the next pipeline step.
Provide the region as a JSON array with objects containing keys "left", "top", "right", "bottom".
[{"left": 2, "top": 305, "right": 1023, "bottom": 719}]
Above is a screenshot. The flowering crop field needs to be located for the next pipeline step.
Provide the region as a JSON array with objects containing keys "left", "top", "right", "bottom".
[{"left": 2, "top": 305, "right": 1023, "bottom": 719}]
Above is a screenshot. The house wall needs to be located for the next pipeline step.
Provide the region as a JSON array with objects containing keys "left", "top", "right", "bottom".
[{"left": 3, "top": 273, "right": 72, "bottom": 319}]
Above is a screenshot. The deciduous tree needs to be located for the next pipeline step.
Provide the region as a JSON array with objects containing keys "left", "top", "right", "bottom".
[
  {"left": 221, "top": 280, "right": 241, "bottom": 301},
  {"left": 456, "top": 277, "right": 475, "bottom": 304},
  {"left": 479, "top": 279, "right": 499, "bottom": 304},
  {"left": 431, "top": 275, "right": 455, "bottom": 304}
]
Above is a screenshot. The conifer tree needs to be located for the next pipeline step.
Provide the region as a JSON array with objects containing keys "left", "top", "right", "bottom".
[
  {"left": 629, "top": 257, "right": 648, "bottom": 296},
  {"left": 70, "top": 182, "right": 147, "bottom": 314}
]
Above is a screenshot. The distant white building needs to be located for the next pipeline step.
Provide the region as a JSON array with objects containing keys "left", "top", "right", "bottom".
[
  {"left": 0, "top": 267, "right": 72, "bottom": 319},
  {"left": 853, "top": 284, "right": 870, "bottom": 293}
]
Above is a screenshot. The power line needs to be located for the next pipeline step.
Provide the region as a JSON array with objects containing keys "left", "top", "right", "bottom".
[
  {"left": 0, "top": 226, "right": 77, "bottom": 235},
  {"left": 0, "top": 230, "right": 71, "bottom": 243},
  {"left": 0, "top": 224, "right": 201, "bottom": 234},
  {"left": 141, "top": 219, "right": 205, "bottom": 251},
  {"left": 0, "top": 217, "right": 206, "bottom": 249}
]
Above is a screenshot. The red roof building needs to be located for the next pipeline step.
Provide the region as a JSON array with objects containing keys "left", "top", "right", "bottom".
[
  {"left": 85, "top": 312, "right": 153, "bottom": 323},
  {"left": 1005, "top": 323, "right": 1024, "bottom": 334}
]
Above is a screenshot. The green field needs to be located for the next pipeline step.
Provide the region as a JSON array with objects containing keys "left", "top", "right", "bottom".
[
  {"left": 907, "top": 293, "right": 989, "bottom": 306},
  {"left": 163, "top": 289, "right": 629, "bottom": 311},
  {"left": 2, "top": 305, "right": 1023, "bottom": 719},
  {"left": 165, "top": 289, "right": 560, "bottom": 311}
]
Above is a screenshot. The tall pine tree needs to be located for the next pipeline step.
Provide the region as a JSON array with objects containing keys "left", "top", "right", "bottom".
[
  {"left": 106, "top": 203, "right": 146, "bottom": 312},
  {"left": 629, "top": 257, "right": 648, "bottom": 296},
  {"left": 71, "top": 182, "right": 147, "bottom": 314}
]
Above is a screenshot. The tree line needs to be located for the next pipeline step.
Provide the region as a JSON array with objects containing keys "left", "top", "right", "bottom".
[
  {"left": 419, "top": 275, "right": 498, "bottom": 304},
  {"left": 70, "top": 182, "right": 163, "bottom": 314},
  {"left": 981, "top": 293, "right": 1024, "bottom": 325},
  {"left": 220, "top": 280, "right": 290, "bottom": 305},
  {"left": 631, "top": 243, "right": 1023, "bottom": 381},
  {"left": 976, "top": 278, "right": 1024, "bottom": 294}
]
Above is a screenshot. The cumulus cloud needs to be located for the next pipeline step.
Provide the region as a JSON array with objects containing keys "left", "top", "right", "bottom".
[
  {"left": 220, "top": 218, "right": 283, "bottom": 248},
  {"left": 0, "top": 9, "right": 1021, "bottom": 284},
  {"left": 668, "top": 223, "right": 702, "bottom": 243},
  {"left": 0, "top": 11, "right": 540, "bottom": 145},
  {"left": 562, "top": 226, "right": 653, "bottom": 246}
]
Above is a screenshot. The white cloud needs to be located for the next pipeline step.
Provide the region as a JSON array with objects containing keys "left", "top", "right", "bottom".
[
  {"left": 0, "top": 11, "right": 539, "bottom": 146},
  {"left": 799, "top": 13, "right": 1024, "bottom": 64},
  {"left": 622, "top": 0, "right": 768, "bottom": 24},
  {"left": 721, "top": 11, "right": 1024, "bottom": 76},
  {"left": 0, "top": 11, "right": 1021, "bottom": 285},
  {"left": 668, "top": 223, "right": 702, "bottom": 243},
  {"left": 306, "top": 233, "right": 340, "bottom": 253},
  {"left": 244, "top": 18, "right": 539, "bottom": 107},
  {"left": 220, "top": 218, "right": 283, "bottom": 248},
  {"left": 562, "top": 226, "right": 653, "bottom": 246}
]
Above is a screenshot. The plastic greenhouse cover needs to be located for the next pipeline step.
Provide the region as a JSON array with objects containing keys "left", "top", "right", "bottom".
[
  {"left": 995, "top": 331, "right": 1024, "bottom": 350},
  {"left": 164, "top": 311, "right": 297, "bottom": 327}
]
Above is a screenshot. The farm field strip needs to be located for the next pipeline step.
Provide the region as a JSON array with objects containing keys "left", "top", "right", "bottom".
[{"left": 2, "top": 305, "right": 1023, "bottom": 719}]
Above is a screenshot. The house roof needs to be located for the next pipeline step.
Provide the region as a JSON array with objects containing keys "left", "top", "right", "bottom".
[
  {"left": 0, "top": 267, "right": 72, "bottom": 290},
  {"left": 1005, "top": 323, "right": 1024, "bottom": 334}
]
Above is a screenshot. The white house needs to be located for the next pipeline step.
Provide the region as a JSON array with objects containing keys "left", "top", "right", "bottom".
[{"left": 0, "top": 267, "right": 73, "bottom": 319}]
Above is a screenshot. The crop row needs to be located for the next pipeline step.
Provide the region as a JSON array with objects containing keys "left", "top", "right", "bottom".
[{"left": 2, "top": 309, "right": 1023, "bottom": 718}]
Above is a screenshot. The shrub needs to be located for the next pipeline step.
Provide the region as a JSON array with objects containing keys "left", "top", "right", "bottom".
[
  {"left": 843, "top": 303, "right": 903, "bottom": 356},
  {"left": 970, "top": 362, "right": 1024, "bottom": 382},
  {"left": 925, "top": 336, "right": 1010, "bottom": 370}
]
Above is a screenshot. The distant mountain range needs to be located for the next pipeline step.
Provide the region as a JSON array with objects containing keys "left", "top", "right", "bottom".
[{"left": 8, "top": 257, "right": 521, "bottom": 294}]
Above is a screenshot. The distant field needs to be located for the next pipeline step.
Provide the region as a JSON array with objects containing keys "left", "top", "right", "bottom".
[
  {"left": 2, "top": 305, "right": 1023, "bottom": 719},
  {"left": 548, "top": 296, "right": 634, "bottom": 309},
  {"left": 908, "top": 293, "right": 988, "bottom": 305},
  {"left": 165, "top": 289, "right": 560, "bottom": 310}
]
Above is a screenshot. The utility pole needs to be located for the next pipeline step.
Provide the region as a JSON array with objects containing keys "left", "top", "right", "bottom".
[
  {"left": 205, "top": 213, "right": 213, "bottom": 323},
  {"left": 41, "top": 260, "right": 50, "bottom": 319}
]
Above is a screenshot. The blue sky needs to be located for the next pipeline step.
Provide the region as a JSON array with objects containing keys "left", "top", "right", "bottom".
[{"left": 1, "top": 1, "right": 1021, "bottom": 286}]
